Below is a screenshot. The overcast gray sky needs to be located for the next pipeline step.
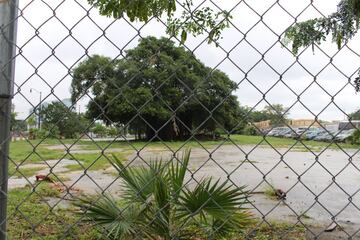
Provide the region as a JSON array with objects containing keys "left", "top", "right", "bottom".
[{"left": 13, "top": 0, "right": 360, "bottom": 121}]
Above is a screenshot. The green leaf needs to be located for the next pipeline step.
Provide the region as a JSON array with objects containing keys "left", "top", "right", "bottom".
[
  {"left": 178, "top": 178, "right": 250, "bottom": 221},
  {"left": 180, "top": 30, "right": 187, "bottom": 44},
  {"left": 169, "top": 149, "right": 190, "bottom": 202},
  {"left": 74, "top": 195, "right": 143, "bottom": 239},
  {"left": 336, "top": 33, "right": 343, "bottom": 49}
]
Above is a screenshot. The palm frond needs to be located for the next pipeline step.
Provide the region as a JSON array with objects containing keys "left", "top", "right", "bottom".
[
  {"left": 178, "top": 178, "right": 249, "bottom": 221},
  {"left": 206, "top": 211, "right": 254, "bottom": 239},
  {"left": 75, "top": 195, "right": 143, "bottom": 239},
  {"left": 76, "top": 151, "right": 253, "bottom": 240},
  {"left": 112, "top": 155, "right": 166, "bottom": 203},
  {"left": 169, "top": 149, "right": 191, "bottom": 201}
]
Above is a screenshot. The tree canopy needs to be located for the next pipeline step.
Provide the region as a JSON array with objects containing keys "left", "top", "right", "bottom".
[
  {"left": 40, "top": 102, "right": 89, "bottom": 139},
  {"left": 284, "top": 0, "right": 360, "bottom": 93},
  {"left": 263, "top": 104, "right": 290, "bottom": 126},
  {"left": 89, "top": 0, "right": 360, "bottom": 91},
  {"left": 87, "top": 0, "right": 231, "bottom": 44},
  {"left": 349, "top": 109, "right": 360, "bottom": 120},
  {"left": 247, "top": 104, "right": 290, "bottom": 126},
  {"left": 71, "top": 37, "right": 245, "bottom": 140},
  {"left": 283, "top": 0, "right": 360, "bottom": 54}
]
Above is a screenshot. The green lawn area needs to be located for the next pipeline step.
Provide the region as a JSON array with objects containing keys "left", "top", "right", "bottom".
[
  {"left": 7, "top": 134, "right": 358, "bottom": 181},
  {"left": 8, "top": 135, "right": 328, "bottom": 239},
  {"left": 8, "top": 134, "right": 358, "bottom": 177},
  {"left": 7, "top": 184, "right": 101, "bottom": 240}
]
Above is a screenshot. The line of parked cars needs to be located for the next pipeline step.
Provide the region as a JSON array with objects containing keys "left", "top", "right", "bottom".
[{"left": 266, "top": 127, "right": 357, "bottom": 142}]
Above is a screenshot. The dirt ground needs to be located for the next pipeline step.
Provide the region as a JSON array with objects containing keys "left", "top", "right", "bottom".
[{"left": 9, "top": 144, "right": 360, "bottom": 239}]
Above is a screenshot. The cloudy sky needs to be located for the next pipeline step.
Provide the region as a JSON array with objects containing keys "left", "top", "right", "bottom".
[{"left": 13, "top": 0, "right": 360, "bottom": 121}]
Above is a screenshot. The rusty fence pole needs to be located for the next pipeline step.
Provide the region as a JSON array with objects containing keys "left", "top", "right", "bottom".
[{"left": 0, "top": 0, "right": 18, "bottom": 239}]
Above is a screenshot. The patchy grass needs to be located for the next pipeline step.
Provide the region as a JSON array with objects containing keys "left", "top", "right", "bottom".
[
  {"left": 240, "top": 221, "right": 306, "bottom": 240},
  {"left": 9, "top": 140, "right": 66, "bottom": 163},
  {"left": 7, "top": 184, "right": 101, "bottom": 240},
  {"left": 34, "top": 182, "right": 62, "bottom": 198},
  {"left": 9, "top": 135, "right": 359, "bottom": 167},
  {"left": 65, "top": 151, "right": 129, "bottom": 171},
  {"left": 7, "top": 183, "right": 307, "bottom": 240},
  {"left": 10, "top": 166, "right": 45, "bottom": 178},
  {"left": 9, "top": 139, "right": 131, "bottom": 177},
  {"left": 75, "top": 135, "right": 360, "bottom": 152}
]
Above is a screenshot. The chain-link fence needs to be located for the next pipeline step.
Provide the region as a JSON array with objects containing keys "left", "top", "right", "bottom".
[{"left": 1, "top": 0, "right": 360, "bottom": 239}]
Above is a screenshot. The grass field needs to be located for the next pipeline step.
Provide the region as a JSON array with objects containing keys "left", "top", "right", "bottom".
[
  {"left": 9, "top": 134, "right": 344, "bottom": 239},
  {"left": 8, "top": 134, "right": 358, "bottom": 178},
  {"left": 7, "top": 185, "right": 306, "bottom": 239}
]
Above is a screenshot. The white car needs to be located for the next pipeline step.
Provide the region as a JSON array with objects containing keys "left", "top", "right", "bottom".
[{"left": 335, "top": 129, "right": 356, "bottom": 142}]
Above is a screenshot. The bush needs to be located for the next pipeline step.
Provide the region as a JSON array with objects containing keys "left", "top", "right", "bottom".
[
  {"left": 106, "top": 126, "right": 118, "bottom": 137},
  {"left": 28, "top": 128, "right": 37, "bottom": 140},
  {"left": 76, "top": 150, "right": 253, "bottom": 239},
  {"left": 243, "top": 125, "right": 258, "bottom": 136},
  {"left": 91, "top": 123, "right": 107, "bottom": 138},
  {"left": 348, "top": 129, "right": 360, "bottom": 144},
  {"left": 28, "top": 126, "right": 60, "bottom": 139}
]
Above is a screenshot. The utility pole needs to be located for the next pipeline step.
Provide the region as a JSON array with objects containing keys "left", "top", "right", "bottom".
[{"left": 0, "top": 0, "right": 19, "bottom": 239}]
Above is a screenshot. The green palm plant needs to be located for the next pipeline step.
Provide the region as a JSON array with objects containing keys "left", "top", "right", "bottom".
[{"left": 76, "top": 149, "right": 253, "bottom": 239}]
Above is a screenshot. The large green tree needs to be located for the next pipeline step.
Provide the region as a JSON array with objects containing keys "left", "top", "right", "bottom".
[
  {"left": 263, "top": 104, "right": 290, "bottom": 126},
  {"left": 71, "top": 37, "right": 245, "bottom": 140},
  {"left": 90, "top": 0, "right": 360, "bottom": 91}
]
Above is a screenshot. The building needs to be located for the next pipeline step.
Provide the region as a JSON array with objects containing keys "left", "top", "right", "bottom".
[
  {"left": 338, "top": 120, "right": 360, "bottom": 130},
  {"left": 290, "top": 119, "right": 321, "bottom": 128},
  {"left": 253, "top": 119, "right": 322, "bottom": 129},
  {"left": 253, "top": 120, "right": 271, "bottom": 129}
]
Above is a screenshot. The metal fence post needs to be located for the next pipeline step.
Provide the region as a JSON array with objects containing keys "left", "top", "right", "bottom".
[{"left": 0, "top": 0, "right": 19, "bottom": 239}]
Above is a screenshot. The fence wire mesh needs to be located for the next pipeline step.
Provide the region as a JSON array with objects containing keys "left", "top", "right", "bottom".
[{"left": 1, "top": 0, "right": 360, "bottom": 239}]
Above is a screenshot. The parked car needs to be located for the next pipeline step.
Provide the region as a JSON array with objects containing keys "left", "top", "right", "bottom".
[
  {"left": 283, "top": 129, "right": 296, "bottom": 138},
  {"left": 303, "top": 128, "right": 324, "bottom": 140},
  {"left": 314, "top": 130, "right": 338, "bottom": 142},
  {"left": 291, "top": 127, "right": 308, "bottom": 139},
  {"left": 313, "top": 131, "right": 331, "bottom": 141},
  {"left": 335, "top": 129, "right": 356, "bottom": 142},
  {"left": 276, "top": 129, "right": 292, "bottom": 137},
  {"left": 323, "top": 132, "right": 337, "bottom": 142},
  {"left": 268, "top": 127, "right": 289, "bottom": 137}
]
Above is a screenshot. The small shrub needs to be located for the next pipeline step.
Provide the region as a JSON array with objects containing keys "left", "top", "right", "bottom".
[
  {"left": 28, "top": 126, "right": 60, "bottom": 139},
  {"left": 347, "top": 129, "right": 360, "bottom": 145},
  {"left": 75, "top": 150, "right": 253, "bottom": 239},
  {"left": 106, "top": 126, "right": 118, "bottom": 137},
  {"left": 243, "top": 125, "right": 258, "bottom": 136},
  {"left": 91, "top": 123, "right": 107, "bottom": 138}
]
